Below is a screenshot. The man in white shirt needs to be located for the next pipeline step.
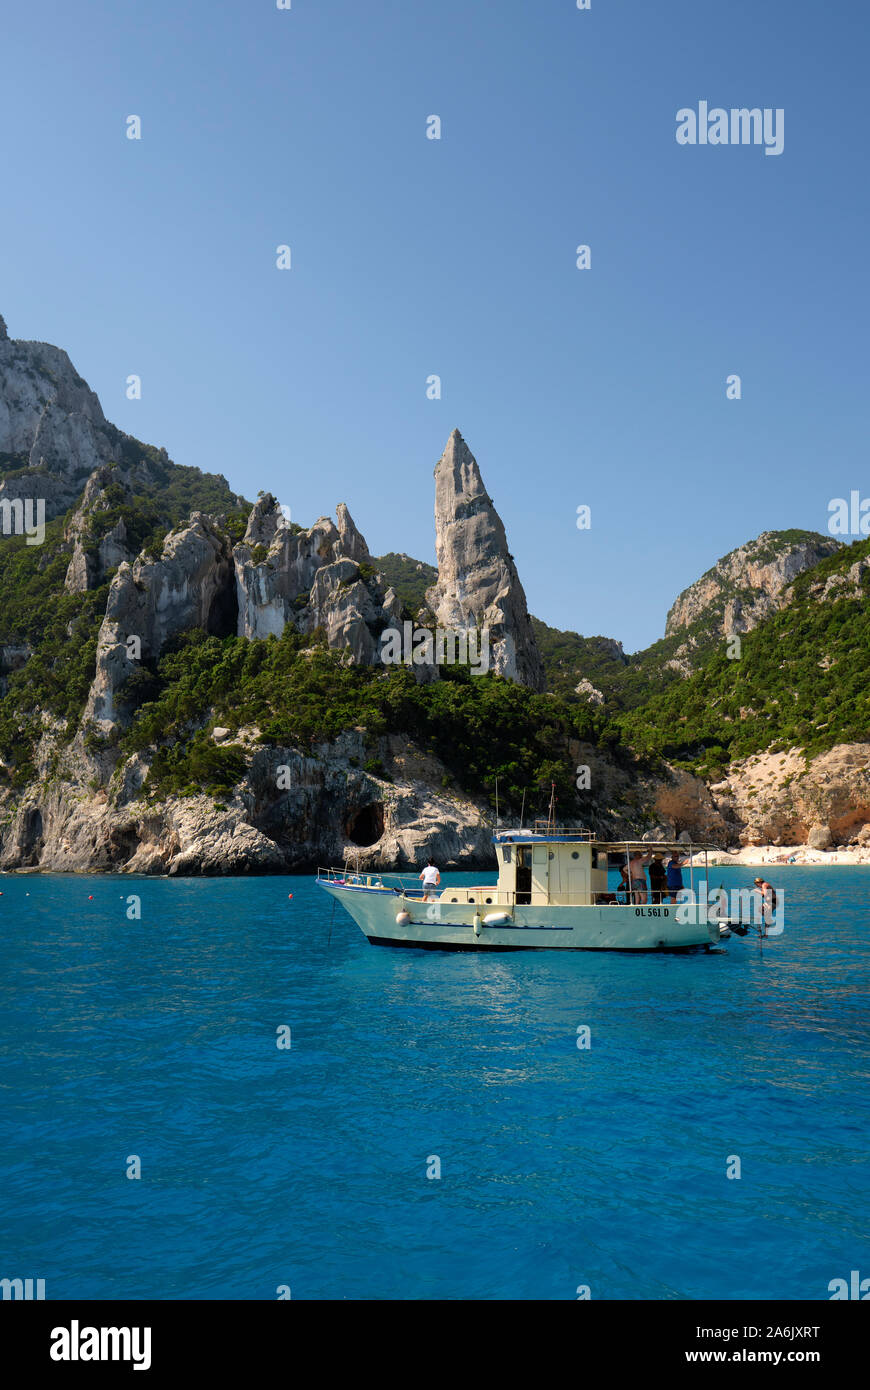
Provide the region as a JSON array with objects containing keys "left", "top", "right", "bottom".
[{"left": 420, "top": 859, "right": 441, "bottom": 900}]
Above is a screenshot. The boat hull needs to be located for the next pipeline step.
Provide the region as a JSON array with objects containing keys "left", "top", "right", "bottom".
[{"left": 317, "top": 881, "right": 720, "bottom": 951}]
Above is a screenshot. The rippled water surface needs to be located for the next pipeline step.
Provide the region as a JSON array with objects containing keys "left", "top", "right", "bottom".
[{"left": 1, "top": 868, "right": 868, "bottom": 1300}]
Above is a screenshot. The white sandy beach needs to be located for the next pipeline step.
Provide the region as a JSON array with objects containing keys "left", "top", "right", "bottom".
[{"left": 695, "top": 845, "right": 870, "bottom": 868}]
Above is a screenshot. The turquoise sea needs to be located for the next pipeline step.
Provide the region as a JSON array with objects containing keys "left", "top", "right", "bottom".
[{"left": 0, "top": 866, "right": 867, "bottom": 1300}]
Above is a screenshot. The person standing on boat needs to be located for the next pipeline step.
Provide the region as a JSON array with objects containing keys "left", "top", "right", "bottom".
[
  {"left": 628, "top": 851, "right": 648, "bottom": 904},
  {"left": 647, "top": 852, "right": 667, "bottom": 904},
  {"left": 420, "top": 859, "right": 441, "bottom": 901},
  {"left": 753, "top": 877, "right": 776, "bottom": 928},
  {"left": 666, "top": 851, "right": 687, "bottom": 903}
]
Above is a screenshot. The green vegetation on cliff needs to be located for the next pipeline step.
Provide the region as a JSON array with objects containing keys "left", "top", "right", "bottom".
[
  {"left": 0, "top": 455, "right": 250, "bottom": 786},
  {"left": 81, "top": 438, "right": 250, "bottom": 557},
  {"left": 531, "top": 617, "right": 685, "bottom": 711},
  {"left": 118, "top": 624, "right": 611, "bottom": 810},
  {"left": 617, "top": 537, "right": 870, "bottom": 776},
  {"left": 373, "top": 552, "right": 437, "bottom": 616},
  {"left": 0, "top": 520, "right": 111, "bottom": 786},
  {"left": 0, "top": 470, "right": 865, "bottom": 810}
]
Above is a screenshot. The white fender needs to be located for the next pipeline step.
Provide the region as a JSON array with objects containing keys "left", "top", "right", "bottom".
[
  {"left": 483, "top": 911, "right": 511, "bottom": 927},
  {"left": 395, "top": 910, "right": 411, "bottom": 926},
  {"left": 473, "top": 912, "right": 482, "bottom": 937}
]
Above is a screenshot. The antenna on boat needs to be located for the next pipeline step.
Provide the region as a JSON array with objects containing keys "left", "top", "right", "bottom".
[
  {"left": 547, "top": 782, "right": 556, "bottom": 834},
  {"left": 519, "top": 787, "right": 526, "bottom": 831},
  {"left": 495, "top": 776, "right": 500, "bottom": 828}
]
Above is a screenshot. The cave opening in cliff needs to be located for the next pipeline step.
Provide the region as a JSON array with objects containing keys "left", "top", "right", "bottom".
[
  {"left": 20, "top": 806, "right": 44, "bottom": 864},
  {"left": 206, "top": 576, "right": 238, "bottom": 638},
  {"left": 346, "top": 803, "right": 384, "bottom": 847}
]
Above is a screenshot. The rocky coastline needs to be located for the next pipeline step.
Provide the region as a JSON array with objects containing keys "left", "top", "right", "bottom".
[{"left": 1, "top": 313, "right": 868, "bottom": 876}]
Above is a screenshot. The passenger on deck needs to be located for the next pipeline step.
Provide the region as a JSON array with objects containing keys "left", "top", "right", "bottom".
[
  {"left": 666, "top": 851, "right": 687, "bottom": 903},
  {"left": 647, "top": 852, "right": 667, "bottom": 904},
  {"left": 628, "top": 851, "right": 648, "bottom": 904},
  {"left": 420, "top": 859, "right": 441, "bottom": 901}
]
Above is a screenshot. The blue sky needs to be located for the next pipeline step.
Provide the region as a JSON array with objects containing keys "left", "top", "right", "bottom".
[{"left": 1, "top": 0, "right": 866, "bottom": 651}]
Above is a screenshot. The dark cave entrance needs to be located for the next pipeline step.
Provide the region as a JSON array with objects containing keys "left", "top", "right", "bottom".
[
  {"left": 206, "top": 575, "right": 239, "bottom": 638},
  {"left": 346, "top": 803, "right": 385, "bottom": 847},
  {"left": 20, "top": 807, "right": 44, "bottom": 865}
]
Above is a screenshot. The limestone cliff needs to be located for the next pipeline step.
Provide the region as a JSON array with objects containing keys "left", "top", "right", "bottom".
[
  {"left": 64, "top": 465, "right": 136, "bottom": 592},
  {"left": 666, "top": 530, "right": 841, "bottom": 641},
  {"left": 424, "top": 430, "right": 545, "bottom": 690},
  {"left": 0, "top": 319, "right": 117, "bottom": 520},
  {"left": 233, "top": 497, "right": 341, "bottom": 639},
  {"left": 641, "top": 745, "right": 870, "bottom": 852},
  {"left": 709, "top": 745, "right": 870, "bottom": 848},
  {"left": 0, "top": 725, "right": 499, "bottom": 874},
  {"left": 233, "top": 493, "right": 395, "bottom": 662},
  {"left": 85, "top": 514, "right": 236, "bottom": 727}
]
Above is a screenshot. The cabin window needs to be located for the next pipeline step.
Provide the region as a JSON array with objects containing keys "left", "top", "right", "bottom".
[
  {"left": 548, "top": 851, "right": 554, "bottom": 860},
  {"left": 485, "top": 897, "right": 492, "bottom": 903},
  {"left": 571, "top": 851, "right": 579, "bottom": 860},
  {"left": 503, "top": 845, "right": 512, "bottom": 863}
]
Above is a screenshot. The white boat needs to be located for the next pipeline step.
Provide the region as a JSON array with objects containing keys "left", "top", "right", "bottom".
[{"left": 316, "top": 826, "right": 733, "bottom": 952}]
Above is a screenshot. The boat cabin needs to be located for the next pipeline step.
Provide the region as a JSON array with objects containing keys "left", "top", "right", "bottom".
[
  {"left": 493, "top": 829, "right": 607, "bottom": 906},
  {"left": 435, "top": 826, "right": 709, "bottom": 909}
]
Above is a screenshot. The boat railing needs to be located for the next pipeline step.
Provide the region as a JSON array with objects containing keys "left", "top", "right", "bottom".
[
  {"left": 317, "top": 869, "right": 703, "bottom": 908},
  {"left": 317, "top": 866, "right": 429, "bottom": 896},
  {"left": 531, "top": 821, "right": 595, "bottom": 838}
]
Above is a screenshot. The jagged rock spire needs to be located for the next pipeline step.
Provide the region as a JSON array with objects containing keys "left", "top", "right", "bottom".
[
  {"left": 243, "top": 492, "right": 285, "bottom": 548},
  {"left": 425, "top": 429, "right": 545, "bottom": 690},
  {"left": 0, "top": 313, "right": 8, "bottom": 341},
  {"left": 336, "top": 502, "right": 369, "bottom": 563}
]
